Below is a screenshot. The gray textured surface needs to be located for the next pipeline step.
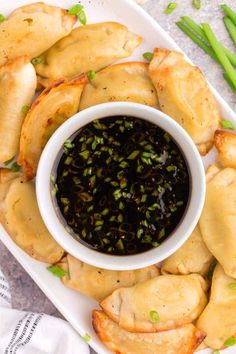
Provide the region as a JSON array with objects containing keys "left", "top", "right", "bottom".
[{"left": 1, "top": 0, "right": 236, "bottom": 353}]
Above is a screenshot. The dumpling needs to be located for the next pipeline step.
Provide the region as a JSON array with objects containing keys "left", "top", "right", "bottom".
[
  {"left": 35, "top": 22, "right": 142, "bottom": 84},
  {"left": 80, "top": 62, "right": 158, "bottom": 110},
  {"left": 0, "top": 2, "right": 76, "bottom": 66},
  {"left": 149, "top": 48, "right": 220, "bottom": 155},
  {"left": 93, "top": 310, "right": 206, "bottom": 354},
  {"left": 197, "top": 264, "right": 236, "bottom": 350},
  {"left": 0, "top": 56, "right": 37, "bottom": 163},
  {"left": 199, "top": 166, "right": 236, "bottom": 278},
  {"left": 0, "top": 177, "right": 64, "bottom": 263},
  {"left": 0, "top": 169, "right": 21, "bottom": 202},
  {"left": 57, "top": 254, "right": 159, "bottom": 301},
  {"left": 161, "top": 225, "right": 214, "bottom": 276},
  {"left": 18, "top": 74, "right": 88, "bottom": 180},
  {"left": 101, "top": 274, "right": 208, "bottom": 333},
  {"left": 214, "top": 129, "right": 236, "bottom": 168}
]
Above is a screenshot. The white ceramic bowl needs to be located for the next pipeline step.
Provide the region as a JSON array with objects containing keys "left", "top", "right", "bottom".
[{"left": 36, "top": 102, "right": 205, "bottom": 270}]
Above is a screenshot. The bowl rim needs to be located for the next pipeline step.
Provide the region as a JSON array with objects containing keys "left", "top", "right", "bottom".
[{"left": 36, "top": 102, "right": 206, "bottom": 270}]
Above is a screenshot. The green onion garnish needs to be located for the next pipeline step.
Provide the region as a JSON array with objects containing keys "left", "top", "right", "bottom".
[
  {"left": 31, "top": 56, "right": 45, "bottom": 65},
  {"left": 64, "top": 140, "right": 74, "bottom": 149},
  {"left": 149, "top": 310, "right": 160, "bottom": 323},
  {"left": 87, "top": 70, "right": 96, "bottom": 81},
  {"left": 21, "top": 105, "right": 30, "bottom": 116},
  {"left": 164, "top": 2, "right": 177, "bottom": 14},
  {"left": 224, "top": 337, "right": 236, "bottom": 347},
  {"left": 143, "top": 52, "right": 154, "bottom": 62},
  {"left": 11, "top": 162, "right": 21, "bottom": 172},
  {"left": 0, "top": 14, "right": 5, "bottom": 23},
  {"left": 228, "top": 282, "right": 236, "bottom": 290},
  {"left": 47, "top": 265, "right": 67, "bottom": 278},
  {"left": 221, "top": 119, "right": 235, "bottom": 130},
  {"left": 192, "top": 0, "right": 201, "bottom": 10},
  {"left": 221, "top": 4, "right": 236, "bottom": 26},
  {"left": 4, "top": 156, "right": 15, "bottom": 166},
  {"left": 212, "top": 351, "right": 220, "bottom": 354},
  {"left": 82, "top": 333, "right": 91, "bottom": 343},
  {"left": 68, "top": 4, "right": 87, "bottom": 25}
]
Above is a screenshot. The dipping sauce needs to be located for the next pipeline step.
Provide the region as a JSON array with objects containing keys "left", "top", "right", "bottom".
[{"left": 54, "top": 116, "right": 190, "bottom": 255}]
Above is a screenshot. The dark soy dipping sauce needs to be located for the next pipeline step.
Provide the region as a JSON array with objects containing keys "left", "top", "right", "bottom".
[{"left": 54, "top": 116, "right": 190, "bottom": 255}]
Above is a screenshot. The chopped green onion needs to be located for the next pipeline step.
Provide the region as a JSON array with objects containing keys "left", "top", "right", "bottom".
[
  {"left": 221, "top": 119, "right": 235, "bottom": 130},
  {"left": 221, "top": 4, "right": 236, "bottom": 26},
  {"left": 68, "top": 4, "right": 83, "bottom": 15},
  {"left": 4, "top": 156, "right": 15, "bottom": 166},
  {"left": 120, "top": 161, "right": 129, "bottom": 168},
  {"left": 116, "top": 239, "right": 124, "bottom": 250},
  {"left": 82, "top": 333, "right": 91, "bottom": 343},
  {"left": 224, "top": 337, "right": 236, "bottom": 347},
  {"left": 0, "top": 14, "right": 5, "bottom": 23},
  {"left": 113, "top": 189, "right": 122, "bottom": 200},
  {"left": 101, "top": 208, "right": 109, "bottom": 216},
  {"left": 21, "top": 105, "right": 30, "bottom": 116},
  {"left": 158, "top": 228, "right": 165, "bottom": 239},
  {"left": 192, "top": 0, "right": 201, "bottom": 10},
  {"left": 78, "top": 10, "right": 87, "bottom": 25},
  {"left": 202, "top": 23, "right": 236, "bottom": 88},
  {"left": 80, "top": 150, "right": 90, "bottom": 159},
  {"left": 223, "top": 16, "right": 236, "bottom": 45},
  {"left": 149, "top": 310, "right": 160, "bottom": 323},
  {"left": 61, "top": 197, "right": 69, "bottom": 205},
  {"left": 142, "top": 235, "right": 152, "bottom": 243},
  {"left": 11, "top": 162, "right": 21, "bottom": 172},
  {"left": 164, "top": 2, "right": 177, "bottom": 14},
  {"left": 141, "top": 194, "right": 147, "bottom": 203},
  {"left": 64, "top": 139, "right": 74, "bottom": 150},
  {"left": 128, "top": 150, "right": 140, "bottom": 160},
  {"left": 228, "top": 282, "right": 236, "bottom": 290},
  {"left": 31, "top": 56, "right": 44, "bottom": 65},
  {"left": 143, "top": 52, "right": 154, "bottom": 61},
  {"left": 47, "top": 265, "right": 67, "bottom": 278},
  {"left": 166, "top": 165, "right": 176, "bottom": 172},
  {"left": 87, "top": 70, "right": 96, "bottom": 81},
  {"left": 65, "top": 156, "right": 73, "bottom": 165}
]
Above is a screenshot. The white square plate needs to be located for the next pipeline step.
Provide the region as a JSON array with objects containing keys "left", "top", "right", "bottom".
[{"left": 0, "top": 0, "right": 235, "bottom": 353}]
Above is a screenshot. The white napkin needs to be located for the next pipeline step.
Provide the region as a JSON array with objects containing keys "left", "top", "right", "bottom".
[{"left": 0, "top": 270, "right": 89, "bottom": 354}]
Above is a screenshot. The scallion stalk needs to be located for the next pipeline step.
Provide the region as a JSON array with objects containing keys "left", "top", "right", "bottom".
[
  {"left": 176, "top": 21, "right": 218, "bottom": 61},
  {"left": 221, "top": 4, "right": 236, "bottom": 26},
  {"left": 223, "top": 16, "right": 236, "bottom": 45},
  {"left": 202, "top": 23, "right": 236, "bottom": 88}
]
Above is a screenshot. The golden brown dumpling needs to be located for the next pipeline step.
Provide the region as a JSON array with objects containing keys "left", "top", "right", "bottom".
[
  {"left": 199, "top": 166, "right": 236, "bottom": 278},
  {"left": 57, "top": 254, "right": 159, "bottom": 301},
  {"left": 161, "top": 225, "right": 214, "bottom": 276},
  {"left": 214, "top": 129, "right": 236, "bottom": 168},
  {"left": 18, "top": 74, "right": 88, "bottom": 180},
  {"left": 0, "top": 56, "right": 37, "bottom": 163},
  {"left": 0, "top": 2, "right": 76, "bottom": 66},
  {"left": 93, "top": 310, "right": 206, "bottom": 354},
  {"left": 80, "top": 62, "right": 158, "bottom": 110},
  {"left": 149, "top": 48, "right": 220, "bottom": 155},
  {"left": 0, "top": 169, "right": 20, "bottom": 202},
  {"left": 0, "top": 177, "right": 64, "bottom": 263},
  {"left": 197, "top": 264, "right": 236, "bottom": 350},
  {"left": 101, "top": 274, "right": 208, "bottom": 333},
  {"left": 35, "top": 22, "right": 142, "bottom": 84}
]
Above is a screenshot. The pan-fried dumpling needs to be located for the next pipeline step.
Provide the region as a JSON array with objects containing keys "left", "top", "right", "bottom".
[
  {"left": 214, "top": 130, "right": 236, "bottom": 168},
  {"left": 149, "top": 48, "right": 220, "bottom": 155},
  {"left": 18, "top": 74, "right": 88, "bottom": 180},
  {"left": 57, "top": 254, "right": 159, "bottom": 301},
  {"left": 80, "top": 62, "right": 158, "bottom": 110},
  {"left": 0, "top": 56, "right": 37, "bottom": 163},
  {"left": 0, "top": 169, "right": 21, "bottom": 202},
  {"left": 93, "top": 310, "right": 206, "bottom": 354},
  {"left": 197, "top": 264, "right": 236, "bottom": 350},
  {"left": 35, "top": 22, "right": 142, "bottom": 84},
  {"left": 101, "top": 274, "right": 208, "bottom": 333},
  {"left": 199, "top": 166, "right": 236, "bottom": 278},
  {"left": 0, "top": 2, "right": 76, "bottom": 66},
  {"left": 0, "top": 177, "right": 64, "bottom": 263},
  {"left": 161, "top": 225, "right": 214, "bottom": 276}
]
